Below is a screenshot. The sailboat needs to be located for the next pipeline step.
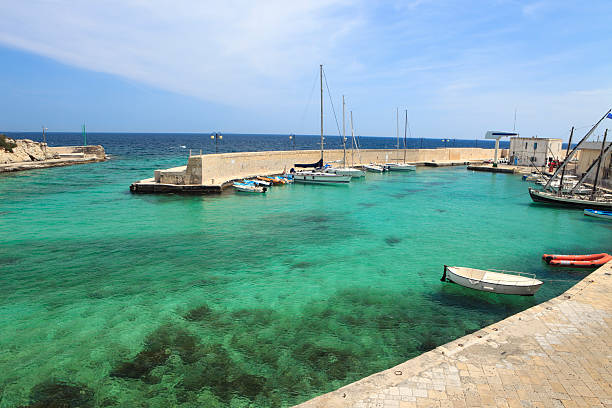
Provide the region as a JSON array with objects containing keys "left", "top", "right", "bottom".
[
  {"left": 292, "top": 65, "right": 352, "bottom": 184},
  {"left": 323, "top": 95, "right": 365, "bottom": 177},
  {"left": 385, "top": 108, "right": 416, "bottom": 171},
  {"left": 529, "top": 109, "right": 612, "bottom": 210}
]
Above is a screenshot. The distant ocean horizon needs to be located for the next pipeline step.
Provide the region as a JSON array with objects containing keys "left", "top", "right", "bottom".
[{"left": 2, "top": 132, "right": 511, "bottom": 158}]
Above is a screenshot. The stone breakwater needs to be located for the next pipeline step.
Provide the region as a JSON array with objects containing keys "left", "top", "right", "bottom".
[
  {"left": 131, "top": 147, "right": 503, "bottom": 193},
  {"left": 0, "top": 137, "right": 106, "bottom": 173},
  {"left": 296, "top": 260, "right": 612, "bottom": 408}
]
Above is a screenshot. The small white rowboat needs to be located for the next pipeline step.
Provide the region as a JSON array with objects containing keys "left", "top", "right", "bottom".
[{"left": 441, "top": 265, "right": 543, "bottom": 296}]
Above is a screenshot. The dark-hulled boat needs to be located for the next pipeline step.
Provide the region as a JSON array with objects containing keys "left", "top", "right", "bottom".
[{"left": 529, "top": 188, "right": 612, "bottom": 210}]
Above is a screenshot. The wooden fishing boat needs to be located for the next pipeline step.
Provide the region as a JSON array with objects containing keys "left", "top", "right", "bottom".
[
  {"left": 441, "top": 265, "right": 543, "bottom": 296},
  {"left": 529, "top": 111, "right": 612, "bottom": 209},
  {"left": 584, "top": 209, "right": 612, "bottom": 220},
  {"left": 257, "top": 176, "right": 283, "bottom": 185},
  {"left": 245, "top": 179, "right": 271, "bottom": 187},
  {"left": 528, "top": 188, "right": 612, "bottom": 210},
  {"left": 542, "top": 252, "right": 612, "bottom": 267}
]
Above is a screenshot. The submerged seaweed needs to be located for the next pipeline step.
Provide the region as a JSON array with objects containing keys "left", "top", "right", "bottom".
[
  {"left": 384, "top": 236, "right": 402, "bottom": 246},
  {"left": 21, "top": 380, "right": 94, "bottom": 408}
]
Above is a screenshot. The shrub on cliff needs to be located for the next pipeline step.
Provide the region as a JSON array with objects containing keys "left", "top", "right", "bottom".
[{"left": 0, "top": 134, "right": 17, "bottom": 153}]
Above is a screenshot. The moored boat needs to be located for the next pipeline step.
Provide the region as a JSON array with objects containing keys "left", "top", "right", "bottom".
[
  {"left": 233, "top": 182, "right": 266, "bottom": 193},
  {"left": 385, "top": 163, "right": 416, "bottom": 171},
  {"left": 441, "top": 265, "right": 543, "bottom": 296},
  {"left": 542, "top": 252, "right": 612, "bottom": 267},
  {"left": 292, "top": 171, "right": 351, "bottom": 184},
  {"left": 323, "top": 166, "right": 365, "bottom": 177},
  {"left": 528, "top": 188, "right": 612, "bottom": 210},
  {"left": 245, "top": 179, "right": 271, "bottom": 187},
  {"left": 362, "top": 163, "right": 384, "bottom": 173},
  {"left": 584, "top": 209, "right": 612, "bottom": 220}
]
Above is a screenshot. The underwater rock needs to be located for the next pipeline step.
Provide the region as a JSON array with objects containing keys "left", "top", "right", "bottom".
[
  {"left": 184, "top": 304, "right": 213, "bottom": 321},
  {"left": 291, "top": 261, "right": 314, "bottom": 270},
  {"left": 384, "top": 236, "right": 402, "bottom": 246},
  {"left": 110, "top": 324, "right": 203, "bottom": 380},
  {"left": 22, "top": 380, "right": 94, "bottom": 408},
  {"left": 110, "top": 348, "right": 170, "bottom": 380}
]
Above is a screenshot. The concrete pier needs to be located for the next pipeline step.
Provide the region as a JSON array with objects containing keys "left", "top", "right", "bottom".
[
  {"left": 130, "top": 148, "right": 500, "bottom": 193},
  {"left": 0, "top": 145, "right": 107, "bottom": 173},
  {"left": 296, "top": 260, "right": 612, "bottom": 408}
]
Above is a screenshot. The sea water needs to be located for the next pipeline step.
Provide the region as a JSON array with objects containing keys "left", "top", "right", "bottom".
[{"left": 0, "top": 134, "right": 609, "bottom": 407}]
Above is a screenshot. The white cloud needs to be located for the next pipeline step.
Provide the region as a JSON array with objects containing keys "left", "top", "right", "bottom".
[{"left": 0, "top": 0, "right": 363, "bottom": 108}]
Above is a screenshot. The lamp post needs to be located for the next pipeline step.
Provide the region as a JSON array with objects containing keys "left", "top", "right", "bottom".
[
  {"left": 42, "top": 126, "right": 48, "bottom": 153},
  {"left": 211, "top": 132, "right": 222, "bottom": 153},
  {"left": 289, "top": 134, "right": 295, "bottom": 150}
]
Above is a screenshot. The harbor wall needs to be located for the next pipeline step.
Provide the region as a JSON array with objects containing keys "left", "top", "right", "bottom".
[
  {"left": 47, "top": 145, "right": 107, "bottom": 159},
  {"left": 187, "top": 148, "right": 500, "bottom": 185},
  {"left": 296, "top": 260, "right": 612, "bottom": 408}
]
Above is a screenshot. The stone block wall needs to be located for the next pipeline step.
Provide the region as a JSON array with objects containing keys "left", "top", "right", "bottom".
[{"left": 183, "top": 148, "right": 498, "bottom": 186}]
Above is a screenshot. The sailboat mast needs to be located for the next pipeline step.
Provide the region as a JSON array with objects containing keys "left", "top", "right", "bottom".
[
  {"left": 342, "top": 95, "right": 346, "bottom": 166},
  {"left": 396, "top": 108, "right": 399, "bottom": 162},
  {"left": 320, "top": 64, "right": 324, "bottom": 161},
  {"left": 558, "top": 126, "right": 573, "bottom": 195},
  {"left": 591, "top": 129, "right": 608, "bottom": 199},
  {"left": 404, "top": 110, "right": 408, "bottom": 163},
  {"left": 543, "top": 108, "right": 611, "bottom": 191},
  {"left": 350, "top": 111, "right": 355, "bottom": 167}
]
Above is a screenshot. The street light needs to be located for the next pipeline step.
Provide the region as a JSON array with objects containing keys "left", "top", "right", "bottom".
[
  {"left": 289, "top": 134, "right": 295, "bottom": 150},
  {"left": 211, "top": 132, "right": 222, "bottom": 153}
]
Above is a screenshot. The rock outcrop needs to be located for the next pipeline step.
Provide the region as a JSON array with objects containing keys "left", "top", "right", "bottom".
[{"left": 0, "top": 137, "right": 59, "bottom": 164}]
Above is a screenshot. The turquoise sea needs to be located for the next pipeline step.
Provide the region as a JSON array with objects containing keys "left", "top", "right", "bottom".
[{"left": 0, "top": 134, "right": 610, "bottom": 407}]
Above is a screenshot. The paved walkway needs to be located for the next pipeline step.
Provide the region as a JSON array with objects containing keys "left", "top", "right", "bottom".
[{"left": 297, "top": 261, "right": 612, "bottom": 408}]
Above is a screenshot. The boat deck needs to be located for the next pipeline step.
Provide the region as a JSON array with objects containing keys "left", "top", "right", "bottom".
[{"left": 452, "top": 267, "right": 539, "bottom": 287}]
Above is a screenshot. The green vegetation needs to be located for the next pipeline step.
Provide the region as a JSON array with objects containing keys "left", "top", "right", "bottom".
[
  {"left": 0, "top": 133, "right": 17, "bottom": 153},
  {"left": 99, "top": 286, "right": 520, "bottom": 407}
]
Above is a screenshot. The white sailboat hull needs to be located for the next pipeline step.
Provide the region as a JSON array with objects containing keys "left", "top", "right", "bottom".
[
  {"left": 362, "top": 164, "right": 384, "bottom": 173},
  {"left": 444, "top": 266, "right": 543, "bottom": 296},
  {"left": 293, "top": 172, "right": 351, "bottom": 183},
  {"left": 385, "top": 163, "right": 416, "bottom": 171},
  {"left": 325, "top": 167, "right": 365, "bottom": 177}
]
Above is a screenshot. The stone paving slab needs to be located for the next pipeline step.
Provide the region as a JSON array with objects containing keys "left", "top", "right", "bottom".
[{"left": 296, "top": 261, "right": 612, "bottom": 408}]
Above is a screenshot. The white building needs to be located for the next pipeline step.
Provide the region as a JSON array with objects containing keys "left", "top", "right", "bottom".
[{"left": 508, "top": 137, "right": 563, "bottom": 167}]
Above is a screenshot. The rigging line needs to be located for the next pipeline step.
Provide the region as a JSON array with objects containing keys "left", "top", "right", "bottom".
[
  {"left": 298, "top": 69, "right": 319, "bottom": 132},
  {"left": 322, "top": 69, "right": 343, "bottom": 141}
]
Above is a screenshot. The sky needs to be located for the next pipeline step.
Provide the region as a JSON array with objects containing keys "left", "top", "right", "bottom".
[{"left": 0, "top": 0, "right": 610, "bottom": 140}]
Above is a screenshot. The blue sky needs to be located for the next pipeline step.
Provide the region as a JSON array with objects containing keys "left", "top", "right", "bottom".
[{"left": 0, "top": 0, "right": 610, "bottom": 140}]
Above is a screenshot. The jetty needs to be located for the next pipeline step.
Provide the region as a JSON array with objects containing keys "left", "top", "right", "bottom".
[
  {"left": 296, "top": 260, "right": 612, "bottom": 408},
  {"left": 0, "top": 137, "right": 107, "bottom": 173},
  {"left": 130, "top": 147, "right": 499, "bottom": 193}
]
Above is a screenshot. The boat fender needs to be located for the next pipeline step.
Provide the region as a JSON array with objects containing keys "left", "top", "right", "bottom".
[{"left": 441, "top": 265, "right": 447, "bottom": 282}]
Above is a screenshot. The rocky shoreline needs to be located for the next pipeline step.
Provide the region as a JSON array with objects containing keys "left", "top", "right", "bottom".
[{"left": 0, "top": 136, "right": 107, "bottom": 173}]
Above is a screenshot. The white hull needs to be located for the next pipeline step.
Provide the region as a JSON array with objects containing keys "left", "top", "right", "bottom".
[
  {"left": 233, "top": 183, "right": 266, "bottom": 193},
  {"left": 362, "top": 164, "right": 384, "bottom": 173},
  {"left": 293, "top": 172, "right": 351, "bottom": 183},
  {"left": 385, "top": 163, "right": 416, "bottom": 171},
  {"left": 325, "top": 167, "right": 365, "bottom": 177},
  {"left": 444, "top": 266, "right": 543, "bottom": 296}
]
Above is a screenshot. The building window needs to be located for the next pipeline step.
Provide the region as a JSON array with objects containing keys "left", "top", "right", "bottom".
[
  {"left": 525, "top": 142, "right": 528, "bottom": 149},
  {"left": 534, "top": 142, "right": 538, "bottom": 149}
]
